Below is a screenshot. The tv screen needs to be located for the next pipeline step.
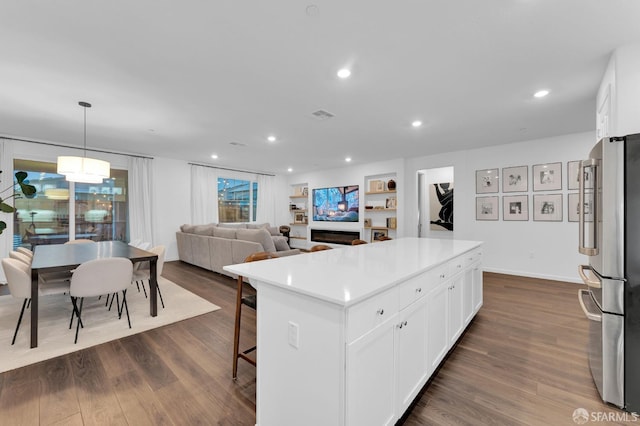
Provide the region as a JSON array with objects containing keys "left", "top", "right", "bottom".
[{"left": 312, "top": 185, "right": 359, "bottom": 222}]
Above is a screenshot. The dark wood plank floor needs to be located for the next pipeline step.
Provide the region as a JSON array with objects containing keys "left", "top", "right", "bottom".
[{"left": 0, "top": 264, "right": 635, "bottom": 425}]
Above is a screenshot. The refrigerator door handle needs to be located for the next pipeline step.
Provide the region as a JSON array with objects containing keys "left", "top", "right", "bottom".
[
  {"left": 578, "top": 264, "right": 602, "bottom": 289},
  {"left": 579, "top": 158, "right": 598, "bottom": 256},
  {"left": 579, "top": 289, "right": 602, "bottom": 322}
]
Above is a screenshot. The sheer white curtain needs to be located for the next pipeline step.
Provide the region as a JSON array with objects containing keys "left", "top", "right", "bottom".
[
  {"left": 256, "top": 174, "right": 275, "bottom": 225},
  {"left": 190, "top": 164, "right": 219, "bottom": 224},
  {"left": 128, "top": 157, "right": 153, "bottom": 245},
  {"left": 0, "top": 139, "right": 15, "bottom": 282}
]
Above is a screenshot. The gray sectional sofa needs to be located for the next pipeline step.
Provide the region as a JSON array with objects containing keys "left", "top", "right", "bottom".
[{"left": 176, "top": 223, "right": 300, "bottom": 278}]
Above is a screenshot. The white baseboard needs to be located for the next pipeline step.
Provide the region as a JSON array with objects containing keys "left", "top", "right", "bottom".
[{"left": 483, "top": 267, "right": 583, "bottom": 284}]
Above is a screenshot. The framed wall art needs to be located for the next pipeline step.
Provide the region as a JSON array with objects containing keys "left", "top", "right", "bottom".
[
  {"left": 533, "top": 194, "right": 563, "bottom": 222},
  {"left": 503, "top": 195, "right": 528, "bottom": 221},
  {"left": 371, "top": 228, "right": 388, "bottom": 241},
  {"left": 568, "top": 193, "right": 579, "bottom": 222},
  {"left": 476, "top": 168, "right": 499, "bottom": 194},
  {"left": 476, "top": 196, "right": 499, "bottom": 221},
  {"left": 532, "top": 162, "right": 562, "bottom": 191},
  {"left": 294, "top": 212, "right": 307, "bottom": 224},
  {"left": 502, "top": 165, "right": 528, "bottom": 193},
  {"left": 567, "top": 161, "right": 581, "bottom": 191}
]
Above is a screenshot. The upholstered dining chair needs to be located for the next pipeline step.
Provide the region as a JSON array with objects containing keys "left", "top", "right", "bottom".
[
  {"left": 69, "top": 258, "right": 133, "bottom": 344},
  {"left": 9, "top": 250, "right": 31, "bottom": 266},
  {"left": 16, "top": 247, "right": 33, "bottom": 260},
  {"left": 64, "top": 239, "right": 95, "bottom": 244},
  {"left": 2, "top": 258, "right": 70, "bottom": 345},
  {"left": 233, "top": 251, "right": 279, "bottom": 379},
  {"left": 351, "top": 239, "right": 368, "bottom": 245},
  {"left": 310, "top": 244, "right": 333, "bottom": 252},
  {"left": 130, "top": 245, "right": 166, "bottom": 308}
]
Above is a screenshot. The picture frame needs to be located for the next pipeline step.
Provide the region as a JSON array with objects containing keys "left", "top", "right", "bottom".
[
  {"left": 476, "top": 168, "right": 499, "bottom": 194},
  {"left": 476, "top": 196, "right": 499, "bottom": 221},
  {"left": 533, "top": 194, "right": 563, "bottom": 221},
  {"left": 294, "top": 212, "right": 306, "bottom": 224},
  {"left": 302, "top": 187, "right": 308, "bottom": 196},
  {"left": 371, "top": 228, "right": 388, "bottom": 241},
  {"left": 567, "top": 161, "right": 581, "bottom": 191},
  {"left": 369, "top": 180, "right": 384, "bottom": 192},
  {"left": 502, "top": 166, "right": 528, "bottom": 193},
  {"left": 503, "top": 195, "right": 528, "bottom": 221},
  {"left": 532, "top": 162, "right": 562, "bottom": 191},
  {"left": 364, "top": 218, "right": 372, "bottom": 228},
  {"left": 568, "top": 193, "right": 579, "bottom": 222},
  {"left": 385, "top": 197, "right": 397, "bottom": 209}
]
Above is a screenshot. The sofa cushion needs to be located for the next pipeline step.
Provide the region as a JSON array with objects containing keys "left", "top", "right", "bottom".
[
  {"left": 272, "top": 236, "right": 290, "bottom": 251},
  {"left": 181, "top": 224, "right": 196, "bottom": 234},
  {"left": 213, "top": 227, "right": 237, "bottom": 239},
  {"left": 267, "top": 226, "right": 282, "bottom": 236},
  {"left": 192, "top": 224, "right": 216, "bottom": 236},
  {"left": 247, "top": 222, "right": 269, "bottom": 229},
  {"left": 236, "top": 228, "right": 277, "bottom": 253}
]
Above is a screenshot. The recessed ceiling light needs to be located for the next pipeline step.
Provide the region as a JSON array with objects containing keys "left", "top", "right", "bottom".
[
  {"left": 267, "top": 135, "right": 276, "bottom": 142},
  {"left": 534, "top": 90, "right": 549, "bottom": 98},
  {"left": 211, "top": 154, "right": 218, "bottom": 159},
  {"left": 337, "top": 68, "right": 351, "bottom": 79},
  {"left": 412, "top": 120, "right": 423, "bottom": 128},
  {"left": 287, "top": 167, "right": 293, "bottom": 172},
  {"left": 345, "top": 157, "right": 352, "bottom": 162}
]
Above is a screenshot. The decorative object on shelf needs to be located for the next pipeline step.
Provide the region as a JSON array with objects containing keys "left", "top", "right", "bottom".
[
  {"left": 503, "top": 195, "right": 528, "bottom": 221},
  {"left": 302, "top": 187, "right": 308, "bottom": 196},
  {"left": 476, "top": 196, "right": 499, "bottom": 221},
  {"left": 502, "top": 165, "right": 528, "bottom": 193},
  {"left": 294, "top": 212, "right": 307, "bottom": 224},
  {"left": 386, "top": 217, "right": 397, "bottom": 229},
  {"left": 371, "top": 228, "right": 388, "bottom": 241},
  {"left": 387, "top": 179, "right": 396, "bottom": 190},
  {"left": 533, "top": 194, "right": 563, "bottom": 221},
  {"left": 57, "top": 101, "right": 110, "bottom": 184},
  {"left": 365, "top": 205, "right": 373, "bottom": 210},
  {"left": 429, "top": 182, "right": 453, "bottom": 231},
  {"left": 364, "top": 218, "right": 372, "bottom": 227},
  {"left": 369, "top": 180, "right": 384, "bottom": 192},
  {"left": 567, "top": 160, "right": 581, "bottom": 190},
  {"left": 532, "top": 162, "right": 562, "bottom": 191},
  {"left": 475, "top": 168, "right": 499, "bottom": 194},
  {"left": 385, "top": 197, "right": 397, "bottom": 209}
]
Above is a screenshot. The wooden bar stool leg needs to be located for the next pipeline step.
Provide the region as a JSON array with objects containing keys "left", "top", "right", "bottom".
[{"left": 232, "top": 275, "right": 244, "bottom": 380}]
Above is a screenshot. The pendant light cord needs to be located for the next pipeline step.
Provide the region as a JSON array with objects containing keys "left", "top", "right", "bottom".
[{"left": 79, "top": 101, "right": 91, "bottom": 158}]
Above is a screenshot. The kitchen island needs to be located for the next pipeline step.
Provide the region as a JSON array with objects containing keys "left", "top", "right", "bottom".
[{"left": 224, "top": 237, "right": 483, "bottom": 426}]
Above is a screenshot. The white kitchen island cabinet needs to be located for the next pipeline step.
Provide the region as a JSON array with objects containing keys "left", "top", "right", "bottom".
[{"left": 224, "top": 237, "right": 483, "bottom": 426}]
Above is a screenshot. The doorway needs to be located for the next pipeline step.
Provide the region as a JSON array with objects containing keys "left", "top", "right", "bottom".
[{"left": 417, "top": 166, "right": 454, "bottom": 238}]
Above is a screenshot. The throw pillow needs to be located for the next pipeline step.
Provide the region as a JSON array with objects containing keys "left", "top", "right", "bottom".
[
  {"left": 236, "top": 228, "right": 277, "bottom": 253},
  {"left": 181, "top": 224, "right": 196, "bottom": 234},
  {"left": 193, "top": 224, "right": 216, "bottom": 236},
  {"left": 213, "top": 227, "right": 237, "bottom": 239},
  {"left": 272, "top": 236, "right": 290, "bottom": 251}
]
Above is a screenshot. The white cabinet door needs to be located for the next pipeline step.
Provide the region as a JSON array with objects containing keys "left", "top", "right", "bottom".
[
  {"left": 448, "top": 274, "right": 464, "bottom": 347},
  {"left": 463, "top": 266, "right": 474, "bottom": 325},
  {"left": 426, "top": 280, "right": 448, "bottom": 375},
  {"left": 395, "top": 297, "right": 428, "bottom": 414},
  {"left": 346, "top": 315, "right": 397, "bottom": 426},
  {"left": 472, "top": 261, "right": 483, "bottom": 313}
]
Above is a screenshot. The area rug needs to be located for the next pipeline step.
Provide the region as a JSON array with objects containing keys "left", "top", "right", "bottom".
[{"left": 0, "top": 277, "right": 220, "bottom": 373}]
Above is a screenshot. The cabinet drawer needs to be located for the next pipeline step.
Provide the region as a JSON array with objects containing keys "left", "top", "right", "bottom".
[
  {"left": 347, "top": 289, "right": 398, "bottom": 342},
  {"left": 464, "top": 249, "right": 483, "bottom": 267},
  {"left": 448, "top": 255, "right": 465, "bottom": 277},
  {"left": 398, "top": 268, "right": 442, "bottom": 309}
]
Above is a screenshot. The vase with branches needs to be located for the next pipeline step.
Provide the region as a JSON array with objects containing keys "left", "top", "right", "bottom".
[{"left": 0, "top": 171, "right": 37, "bottom": 234}]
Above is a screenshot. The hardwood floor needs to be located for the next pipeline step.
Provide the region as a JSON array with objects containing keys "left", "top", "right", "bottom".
[{"left": 0, "top": 264, "right": 634, "bottom": 425}]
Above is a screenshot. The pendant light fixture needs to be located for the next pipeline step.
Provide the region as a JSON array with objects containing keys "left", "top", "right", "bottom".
[{"left": 57, "top": 101, "right": 110, "bottom": 184}]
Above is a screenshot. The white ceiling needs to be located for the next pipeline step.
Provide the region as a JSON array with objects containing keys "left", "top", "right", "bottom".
[{"left": 1, "top": 1, "right": 639, "bottom": 175}]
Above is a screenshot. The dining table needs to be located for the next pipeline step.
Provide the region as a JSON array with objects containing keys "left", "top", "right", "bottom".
[{"left": 29, "top": 240, "right": 159, "bottom": 348}]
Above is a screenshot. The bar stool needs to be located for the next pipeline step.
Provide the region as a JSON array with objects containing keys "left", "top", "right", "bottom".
[
  {"left": 310, "top": 244, "right": 332, "bottom": 252},
  {"left": 233, "top": 251, "right": 279, "bottom": 379}
]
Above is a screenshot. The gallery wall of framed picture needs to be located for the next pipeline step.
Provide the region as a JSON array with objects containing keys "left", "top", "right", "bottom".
[{"left": 475, "top": 160, "right": 581, "bottom": 222}]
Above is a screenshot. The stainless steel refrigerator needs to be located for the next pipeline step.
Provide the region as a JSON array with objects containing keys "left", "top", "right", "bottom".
[{"left": 578, "top": 133, "right": 640, "bottom": 411}]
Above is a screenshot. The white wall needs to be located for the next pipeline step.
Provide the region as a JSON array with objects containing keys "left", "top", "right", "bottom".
[{"left": 405, "top": 132, "right": 595, "bottom": 283}]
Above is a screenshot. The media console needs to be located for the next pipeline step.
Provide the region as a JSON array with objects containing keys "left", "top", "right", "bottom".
[{"left": 224, "top": 237, "right": 483, "bottom": 426}]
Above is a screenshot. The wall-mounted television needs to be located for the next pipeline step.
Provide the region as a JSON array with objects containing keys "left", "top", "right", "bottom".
[{"left": 312, "top": 185, "right": 359, "bottom": 222}]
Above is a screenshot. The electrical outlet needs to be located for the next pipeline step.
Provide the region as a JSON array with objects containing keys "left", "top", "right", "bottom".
[{"left": 288, "top": 321, "right": 299, "bottom": 349}]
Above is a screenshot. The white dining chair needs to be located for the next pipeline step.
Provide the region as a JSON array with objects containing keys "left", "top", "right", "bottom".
[
  {"left": 9, "top": 250, "right": 31, "bottom": 266},
  {"left": 1, "top": 258, "right": 70, "bottom": 345},
  {"left": 16, "top": 247, "right": 33, "bottom": 260},
  {"left": 132, "top": 245, "right": 166, "bottom": 308},
  {"left": 69, "top": 258, "right": 133, "bottom": 344}
]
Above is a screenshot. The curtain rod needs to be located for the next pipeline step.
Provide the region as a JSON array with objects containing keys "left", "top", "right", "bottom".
[
  {"left": 188, "top": 162, "right": 275, "bottom": 177},
  {"left": 4, "top": 137, "right": 154, "bottom": 160}
]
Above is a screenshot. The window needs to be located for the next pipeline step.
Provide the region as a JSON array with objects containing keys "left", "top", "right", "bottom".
[
  {"left": 13, "top": 159, "right": 129, "bottom": 248},
  {"left": 217, "top": 177, "right": 258, "bottom": 223}
]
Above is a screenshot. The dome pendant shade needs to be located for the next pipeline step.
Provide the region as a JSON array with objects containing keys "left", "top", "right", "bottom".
[
  {"left": 56, "top": 101, "right": 110, "bottom": 184},
  {"left": 57, "top": 156, "right": 110, "bottom": 183}
]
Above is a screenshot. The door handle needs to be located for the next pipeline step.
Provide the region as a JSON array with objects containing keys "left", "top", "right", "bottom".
[
  {"left": 578, "top": 289, "right": 601, "bottom": 322},
  {"left": 579, "top": 159, "right": 598, "bottom": 256},
  {"left": 578, "top": 264, "right": 601, "bottom": 289}
]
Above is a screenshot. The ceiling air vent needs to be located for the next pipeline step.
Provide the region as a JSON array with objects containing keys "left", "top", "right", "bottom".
[
  {"left": 311, "top": 109, "right": 335, "bottom": 120},
  {"left": 229, "top": 142, "right": 247, "bottom": 147}
]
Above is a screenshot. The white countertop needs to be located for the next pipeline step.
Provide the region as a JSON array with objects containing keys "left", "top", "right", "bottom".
[{"left": 223, "top": 237, "right": 482, "bottom": 307}]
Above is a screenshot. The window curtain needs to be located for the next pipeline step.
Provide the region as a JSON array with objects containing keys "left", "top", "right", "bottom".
[
  {"left": 190, "top": 164, "right": 219, "bottom": 224},
  {"left": 256, "top": 174, "right": 275, "bottom": 225},
  {"left": 0, "top": 139, "right": 14, "bottom": 282},
  {"left": 128, "top": 156, "right": 153, "bottom": 245}
]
